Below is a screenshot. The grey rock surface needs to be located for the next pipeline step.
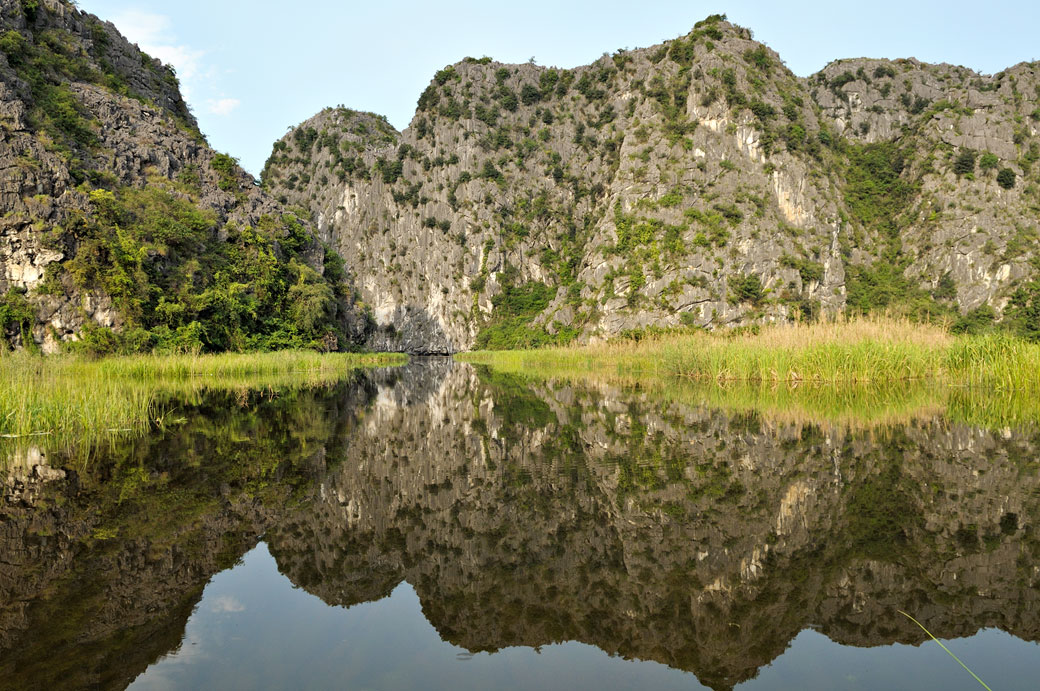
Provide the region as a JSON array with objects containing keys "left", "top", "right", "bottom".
[
  {"left": 268, "top": 18, "right": 1039, "bottom": 351},
  {"left": 0, "top": 0, "right": 369, "bottom": 350}
]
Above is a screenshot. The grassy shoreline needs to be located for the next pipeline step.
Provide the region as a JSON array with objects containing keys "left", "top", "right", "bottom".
[
  {"left": 1, "top": 350, "right": 405, "bottom": 456},
  {"left": 458, "top": 318, "right": 1040, "bottom": 390},
  {"left": 457, "top": 319, "right": 1040, "bottom": 429}
]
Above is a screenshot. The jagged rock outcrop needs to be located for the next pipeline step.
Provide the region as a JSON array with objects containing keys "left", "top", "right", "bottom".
[
  {"left": 267, "top": 16, "right": 1040, "bottom": 352},
  {"left": 0, "top": 0, "right": 370, "bottom": 352}
]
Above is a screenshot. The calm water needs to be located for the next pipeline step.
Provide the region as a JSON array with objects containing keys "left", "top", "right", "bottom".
[{"left": 2, "top": 358, "right": 1039, "bottom": 690}]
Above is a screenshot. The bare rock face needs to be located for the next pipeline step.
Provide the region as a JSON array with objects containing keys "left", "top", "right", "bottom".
[
  {"left": 812, "top": 58, "right": 1040, "bottom": 312},
  {"left": 0, "top": 0, "right": 369, "bottom": 351},
  {"left": 268, "top": 16, "right": 1039, "bottom": 352}
]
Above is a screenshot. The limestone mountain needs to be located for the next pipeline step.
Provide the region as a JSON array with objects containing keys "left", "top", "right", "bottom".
[
  {"left": 0, "top": 0, "right": 369, "bottom": 353},
  {"left": 266, "top": 15, "right": 1040, "bottom": 353},
  {"left": 812, "top": 57, "right": 1040, "bottom": 317}
]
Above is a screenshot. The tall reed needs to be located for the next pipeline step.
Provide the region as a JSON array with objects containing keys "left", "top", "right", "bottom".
[
  {"left": 460, "top": 317, "right": 1039, "bottom": 388},
  {"left": 0, "top": 350, "right": 405, "bottom": 457},
  {"left": 458, "top": 318, "right": 1040, "bottom": 430}
]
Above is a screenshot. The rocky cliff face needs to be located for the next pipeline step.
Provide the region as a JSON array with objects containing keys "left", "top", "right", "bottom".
[
  {"left": 267, "top": 15, "right": 1040, "bottom": 352},
  {"left": 812, "top": 57, "right": 1040, "bottom": 314},
  {"left": 0, "top": 0, "right": 369, "bottom": 352}
]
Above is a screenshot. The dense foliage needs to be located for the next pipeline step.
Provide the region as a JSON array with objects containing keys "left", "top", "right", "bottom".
[
  {"left": 843, "top": 142, "right": 915, "bottom": 235},
  {"left": 0, "top": 288, "right": 38, "bottom": 352},
  {"left": 52, "top": 185, "right": 357, "bottom": 354},
  {"left": 475, "top": 276, "right": 576, "bottom": 350},
  {"left": 1004, "top": 270, "right": 1040, "bottom": 341},
  {"left": 0, "top": 10, "right": 368, "bottom": 356},
  {"left": 839, "top": 141, "right": 951, "bottom": 321}
]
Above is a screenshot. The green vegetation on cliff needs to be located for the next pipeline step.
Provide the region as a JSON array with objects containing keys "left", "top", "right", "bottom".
[
  {"left": 51, "top": 184, "right": 359, "bottom": 354},
  {"left": 265, "top": 14, "right": 1040, "bottom": 353},
  {"left": 1, "top": 8, "right": 196, "bottom": 177},
  {"left": 0, "top": 2, "right": 369, "bottom": 355},
  {"left": 475, "top": 273, "right": 578, "bottom": 349},
  {"left": 0, "top": 288, "right": 37, "bottom": 353},
  {"left": 6, "top": 5, "right": 1040, "bottom": 355}
]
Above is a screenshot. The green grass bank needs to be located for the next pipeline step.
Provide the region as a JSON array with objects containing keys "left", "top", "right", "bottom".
[
  {"left": 0, "top": 350, "right": 405, "bottom": 456},
  {"left": 458, "top": 318, "right": 1040, "bottom": 389}
]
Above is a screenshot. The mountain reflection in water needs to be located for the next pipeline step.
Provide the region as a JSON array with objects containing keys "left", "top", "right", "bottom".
[{"left": 1, "top": 358, "right": 1038, "bottom": 690}]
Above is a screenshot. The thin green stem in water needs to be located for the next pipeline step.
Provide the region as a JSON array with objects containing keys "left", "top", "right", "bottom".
[{"left": 897, "top": 610, "right": 992, "bottom": 691}]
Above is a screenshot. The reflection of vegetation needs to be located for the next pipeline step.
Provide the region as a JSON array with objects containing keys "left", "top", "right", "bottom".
[
  {"left": 0, "top": 350, "right": 403, "bottom": 459},
  {"left": 462, "top": 348, "right": 1040, "bottom": 431},
  {"left": 4, "top": 359, "right": 1036, "bottom": 690},
  {"left": 844, "top": 442, "right": 922, "bottom": 561},
  {"left": 0, "top": 381, "right": 366, "bottom": 690},
  {"left": 475, "top": 366, "right": 553, "bottom": 432},
  {"left": 269, "top": 362, "right": 1040, "bottom": 691},
  {"left": 673, "top": 379, "right": 945, "bottom": 428},
  {"left": 459, "top": 319, "right": 1040, "bottom": 430}
]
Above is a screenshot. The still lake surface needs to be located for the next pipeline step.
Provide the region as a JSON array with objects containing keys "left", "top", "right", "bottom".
[{"left": 2, "top": 357, "right": 1038, "bottom": 690}]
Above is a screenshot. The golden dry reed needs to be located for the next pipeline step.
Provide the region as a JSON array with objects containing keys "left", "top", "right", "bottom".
[
  {"left": 460, "top": 317, "right": 1038, "bottom": 387},
  {"left": 458, "top": 318, "right": 1040, "bottom": 429}
]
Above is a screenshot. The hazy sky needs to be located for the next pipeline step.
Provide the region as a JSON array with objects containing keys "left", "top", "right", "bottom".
[{"left": 77, "top": 0, "right": 1040, "bottom": 176}]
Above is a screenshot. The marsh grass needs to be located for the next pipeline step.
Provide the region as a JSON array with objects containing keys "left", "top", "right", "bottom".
[
  {"left": 460, "top": 317, "right": 1039, "bottom": 386},
  {"left": 459, "top": 318, "right": 1040, "bottom": 430},
  {"left": 0, "top": 350, "right": 405, "bottom": 459}
]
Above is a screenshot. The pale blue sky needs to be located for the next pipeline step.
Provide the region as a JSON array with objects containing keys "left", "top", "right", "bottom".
[{"left": 77, "top": 0, "right": 1040, "bottom": 176}]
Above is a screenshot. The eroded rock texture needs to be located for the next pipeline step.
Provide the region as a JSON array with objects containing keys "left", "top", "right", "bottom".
[
  {"left": 267, "top": 17, "right": 1040, "bottom": 351},
  {"left": 0, "top": 0, "right": 368, "bottom": 351}
]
